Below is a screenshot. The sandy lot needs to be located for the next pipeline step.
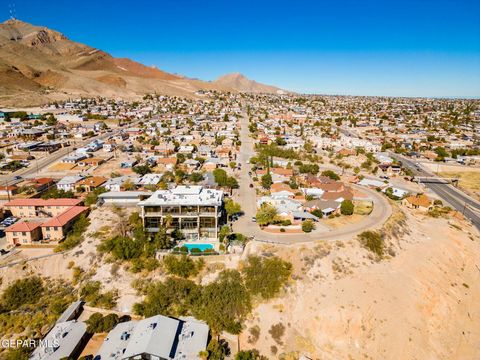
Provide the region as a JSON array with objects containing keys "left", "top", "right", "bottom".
[{"left": 239, "top": 208, "right": 480, "bottom": 359}]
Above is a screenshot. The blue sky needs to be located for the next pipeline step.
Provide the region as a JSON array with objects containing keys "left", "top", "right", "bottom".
[{"left": 4, "top": 0, "right": 480, "bottom": 97}]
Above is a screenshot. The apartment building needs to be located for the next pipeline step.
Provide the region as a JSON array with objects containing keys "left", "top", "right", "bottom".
[
  {"left": 138, "top": 185, "right": 224, "bottom": 241},
  {"left": 3, "top": 198, "right": 82, "bottom": 218},
  {"left": 5, "top": 206, "right": 88, "bottom": 245}
]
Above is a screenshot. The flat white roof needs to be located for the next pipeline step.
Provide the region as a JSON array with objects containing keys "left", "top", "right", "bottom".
[
  {"left": 95, "top": 315, "right": 209, "bottom": 360},
  {"left": 138, "top": 186, "right": 223, "bottom": 207},
  {"left": 30, "top": 320, "right": 87, "bottom": 360}
]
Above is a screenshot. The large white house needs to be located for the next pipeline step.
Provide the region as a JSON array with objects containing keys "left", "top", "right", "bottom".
[{"left": 138, "top": 185, "right": 224, "bottom": 241}]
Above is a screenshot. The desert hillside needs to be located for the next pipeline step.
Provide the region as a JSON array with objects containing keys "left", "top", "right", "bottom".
[{"left": 0, "top": 19, "right": 284, "bottom": 107}]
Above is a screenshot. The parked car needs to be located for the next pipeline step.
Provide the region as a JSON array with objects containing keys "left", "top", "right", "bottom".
[
  {"left": 249, "top": 183, "right": 254, "bottom": 188},
  {"left": 251, "top": 217, "right": 256, "bottom": 222},
  {"left": 1, "top": 217, "right": 18, "bottom": 227},
  {"left": 13, "top": 175, "right": 22, "bottom": 180}
]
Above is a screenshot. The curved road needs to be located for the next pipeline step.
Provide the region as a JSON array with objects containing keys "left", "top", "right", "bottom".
[{"left": 232, "top": 112, "right": 392, "bottom": 244}]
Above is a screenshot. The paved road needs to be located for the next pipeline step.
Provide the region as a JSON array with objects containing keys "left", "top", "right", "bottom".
[
  {"left": 392, "top": 153, "right": 480, "bottom": 230},
  {"left": 232, "top": 112, "right": 392, "bottom": 244}
]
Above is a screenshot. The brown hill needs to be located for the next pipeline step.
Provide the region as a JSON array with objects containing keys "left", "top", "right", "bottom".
[
  {"left": 0, "top": 19, "right": 289, "bottom": 106},
  {"left": 213, "top": 72, "right": 287, "bottom": 94},
  {"left": 0, "top": 19, "right": 223, "bottom": 106}
]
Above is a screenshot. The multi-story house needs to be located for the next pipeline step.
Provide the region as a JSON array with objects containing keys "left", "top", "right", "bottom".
[{"left": 138, "top": 185, "right": 224, "bottom": 241}]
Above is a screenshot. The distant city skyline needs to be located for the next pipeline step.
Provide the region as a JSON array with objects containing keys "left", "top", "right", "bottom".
[{"left": 4, "top": 0, "right": 480, "bottom": 98}]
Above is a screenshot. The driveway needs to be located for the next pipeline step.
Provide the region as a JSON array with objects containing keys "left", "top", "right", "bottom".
[{"left": 232, "top": 112, "right": 392, "bottom": 244}]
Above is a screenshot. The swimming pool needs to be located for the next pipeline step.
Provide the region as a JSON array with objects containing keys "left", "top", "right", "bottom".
[{"left": 182, "top": 243, "right": 214, "bottom": 252}]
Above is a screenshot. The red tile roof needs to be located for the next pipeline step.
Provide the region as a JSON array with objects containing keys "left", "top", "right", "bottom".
[
  {"left": 5, "top": 221, "right": 42, "bottom": 232},
  {"left": 3, "top": 198, "right": 81, "bottom": 207},
  {"left": 41, "top": 206, "right": 88, "bottom": 227}
]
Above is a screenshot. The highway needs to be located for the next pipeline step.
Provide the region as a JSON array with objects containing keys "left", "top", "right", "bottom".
[{"left": 392, "top": 153, "right": 480, "bottom": 230}]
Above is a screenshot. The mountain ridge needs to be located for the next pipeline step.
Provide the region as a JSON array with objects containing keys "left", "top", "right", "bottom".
[
  {"left": 213, "top": 72, "right": 287, "bottom": 94},
  {"left": 0, "top": 19, "right": 287, "bottom": 106}
]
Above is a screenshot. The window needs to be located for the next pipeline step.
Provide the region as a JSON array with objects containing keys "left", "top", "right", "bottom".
[
  {"left": 181, "top": 218, "right": 198, "bottom": 230},
  {"left": 54, "top": 227, "right": 59, "bottom": 231},
  {"left": 46, "top": 227, "right": 50, "bottom": 231},
  {"left": 22, "top": 232, "right": 26, "bottom": 236}
]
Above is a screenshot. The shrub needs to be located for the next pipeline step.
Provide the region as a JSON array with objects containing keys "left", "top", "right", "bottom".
[
  {"left": 321, "top": 170, "right": 340, "bottom": 180},
  {"left": 163, "top": 255, "right": 204, "bottom": 278},
  {"left": 311, "top": 209, "right": 323, "bottom": 218},
  {"left": 269, "top": 323, "right": 285, "bottom": 345},
  {"left": 235, "top": 350, "right": 268, "bottom": 360},
  {"left": 241, "top": 256, "right": 292, "bottom": 300},
  {"left": 0, "top": 277, "right": 44, "bottom": 311},
  {"left": 133, "top": 277, "right": 200, "bottom": 318},
  {"left": 86, "top": 313, "right": 119, "bottom": 333},
  {"left": 301, "top": 220, "right": 315, "bottom": 233},
  {"left": 80, "top": 281, "right": 118, "bottom": 309},
  {"left": 358, "top": 231, "right": 384, "bottom": 257},
  {"left": 55, "top": 214, "right": 90, "bottom": 252}
]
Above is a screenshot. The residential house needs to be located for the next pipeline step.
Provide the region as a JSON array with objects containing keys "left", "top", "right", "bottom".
[
  {"left": 30, "top": 320, "right": 88, "bottom": 360},
  {"left": 402, "top": 194, "right": 433, "bottom": 212},
  {"left": 57, "top": 175, "right": 85, "bottom": 192},
  {"left": 95, "top": 315, "right": 209, "bottom": 360},
  {"left": 138, "top": 185, "right": 224, "bottom": 241},
  {"left": 77, "top": 157, "right": 105, "bottom": 167},
  {"left": 76, "top": 176, "right": 107, "bottom": 192}
]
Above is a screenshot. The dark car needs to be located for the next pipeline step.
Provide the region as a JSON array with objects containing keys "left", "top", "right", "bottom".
[{"left": 249, "top": 183, "right": 254, "bottom": 188}]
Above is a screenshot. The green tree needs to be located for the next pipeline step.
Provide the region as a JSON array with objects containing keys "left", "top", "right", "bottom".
[
  {"left": 255, "top": 203, "right": 277, "bottom": 226},
  {"left": 189, "top": 172, "right": 204, "bottom": 183},
  {"left": 224, "top": 198, "right": 241, "bottom": 221},
  {"left": 340, "top": 199, "right": 354, "bottom": 215},
  {"left": 133, "top": 164, "right": 152, "bottom": 176},
  {"left": 213, "top": 168, "right": 228, "bottom": 186},
  {"left": 261, "top": 173, "right": 272, "bottom": 189},
  {"left": 218, "top": 225, "right": 231, "bottom": 242},
  {"left": 193, "top": 270, "right": 251, "bottom": 334},
  {"left": 41, "top": 188, "right": 75, "bottom": 199}
]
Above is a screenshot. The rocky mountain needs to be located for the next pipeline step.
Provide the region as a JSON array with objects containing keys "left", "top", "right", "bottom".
[
  {"left": 0, "top": 19, "right": 284, "bottom": 106},
  {"left": 213, "top": 72, "right": 287, "bottom": 94}
]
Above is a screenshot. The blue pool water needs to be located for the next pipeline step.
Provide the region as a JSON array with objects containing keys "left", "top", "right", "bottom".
[{"left": 183, "top": 243, "right": 214, "bottom": 252}]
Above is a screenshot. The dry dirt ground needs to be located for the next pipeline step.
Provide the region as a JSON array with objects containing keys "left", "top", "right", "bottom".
[{"left": 239, "top": 207, "right": 480, "bottom": 360}]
